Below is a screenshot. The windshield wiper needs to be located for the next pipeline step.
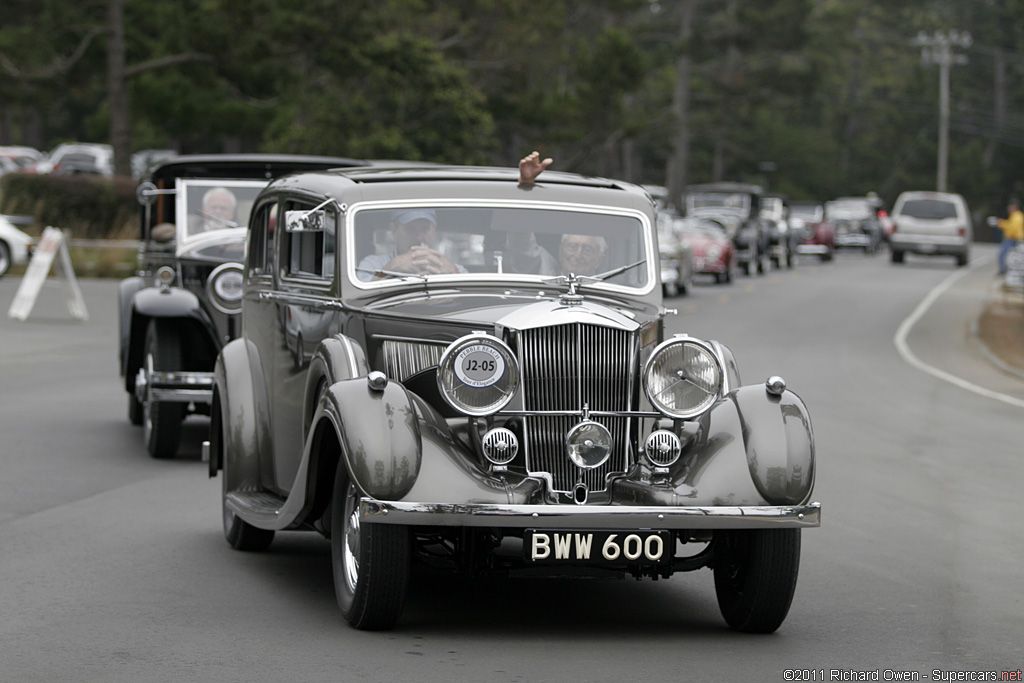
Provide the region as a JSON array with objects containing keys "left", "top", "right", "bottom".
[{"left": 355, "top": 267, "right": 429, "bottom": 283}]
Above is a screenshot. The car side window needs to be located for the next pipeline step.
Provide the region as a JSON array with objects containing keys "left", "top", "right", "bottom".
[
  {"left": 284, "top": 199, "right": 336, "bottom": 281},
  {"left": 247, "top": 201, "right": 278, "bottom": 277}
]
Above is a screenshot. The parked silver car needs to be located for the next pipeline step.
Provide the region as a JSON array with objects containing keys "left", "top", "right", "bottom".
[{"left": 890, "top": 191, "right": 971, "bottom": 267}]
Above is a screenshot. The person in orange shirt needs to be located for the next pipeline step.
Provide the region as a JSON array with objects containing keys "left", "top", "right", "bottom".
[{"left": 996, "top": 198, "right": 1024, "bottom": 275}]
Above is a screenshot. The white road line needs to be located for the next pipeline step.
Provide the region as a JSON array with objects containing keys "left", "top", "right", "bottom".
[{"left": 894, "top": 257, "right": 1024, "bottom": 410}]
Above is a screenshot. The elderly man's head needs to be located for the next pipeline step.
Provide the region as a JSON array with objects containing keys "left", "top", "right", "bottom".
[
  {"left": 559, "top": 234, "right": 607, "bottom": 275},
  {"left": 202, "top": 187, "right": 237, "bottom": 227}
]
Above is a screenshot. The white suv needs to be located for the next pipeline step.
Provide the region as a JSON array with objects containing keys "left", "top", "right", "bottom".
[
  {"left": 31, "top": 143, "right": 114, "bottom": 177},
  {"left": 890, "top": 190, "right": 971, "bottom": 267}
]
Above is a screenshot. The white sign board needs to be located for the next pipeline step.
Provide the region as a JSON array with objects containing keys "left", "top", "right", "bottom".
[
  {"left": 7, "top": 226, "right": 88, "bottom": 321},
  {"left": 1006, "top": 244, "right": 1024, "bottom": 292}
]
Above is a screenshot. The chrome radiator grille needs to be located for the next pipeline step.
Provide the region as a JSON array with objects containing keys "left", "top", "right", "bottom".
[
  {"left": 382, "top": 340, "right": 445, "bottom": 382},
  {"left": 515, "top": 324, "right": 636, "bottom": 493}
]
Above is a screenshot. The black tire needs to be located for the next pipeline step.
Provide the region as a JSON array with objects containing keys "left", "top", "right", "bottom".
[
  {"left": 821, "top": 250, "right": 833, "bottom": 263},
  {"left": 0, "top": 241, "right": 10, "bottom": 278},
  {"left": 143, "top": 319, "right": 185, "bottom": 458},
  {"left": 741, "top": 260, "right": 752, "bottom": 276},
  {"left": 713, "top": 529, "right": 801, "bottom": 633},
  {"left": 222, "top": 462, "right": 275, "bottom": 552},
  {"left": 956, "top": 252, "right": 969, "bottom": 267},
  {"left": 127, "top": 392, "right": 144, "bottom": 426},
  {"left": 332, "top": 464, "right": 410, "bottom": 630},
  {"left": 891, "top": 250, "right": 904, "bottom": 264}
]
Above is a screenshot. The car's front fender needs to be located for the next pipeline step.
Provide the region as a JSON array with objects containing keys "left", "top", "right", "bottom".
[
  {"left": 211, "top": 338, "right": 264, "bottom": 481},
  {"left": 728, "top": 384, "right": 815, "bottom": 505},
  {"left": 320, "top": 377, "right": 423, "bottom": 501},
  {"left": 124, "top": 286, "right": 217, "bottom": 392}
]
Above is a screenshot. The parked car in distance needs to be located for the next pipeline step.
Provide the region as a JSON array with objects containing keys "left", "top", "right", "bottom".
[
  {"left": 889, "top": 191, "right": 971, "bottom": 267},
  {"left": 117, "top": 154, "right": 371, "bottom": 458},
  {"left": 683, "top": 182, "right": 771, "bottom": 276},
  {"left": 789, "top": 201, "right": 835, "bottom": 262},
  {"left": 210, "top": 164, "right": 820, "bottom": 633},
  {"left": 29, "top": 142, "right": 114, "bottom": 177},
  {"left": 0, "top": 214, "right": 35, "bottom": 277},
  {"left": 0, "top": 156, "right": 18, "bottom": 178},
  {"left": 656, "top": 211, "right": 694, "bottom": 297},
  {"left": 760, "top": 193, "right": 798, "bottom": 269},
  {"left": 825, "top": 197, "right": 884, "bottom": 254},
  {"left": 0, "top": 145, "right": 42, "bottom": 171},
  {"left": 675, "top": 215, "right": 738, "bottom": 283}
]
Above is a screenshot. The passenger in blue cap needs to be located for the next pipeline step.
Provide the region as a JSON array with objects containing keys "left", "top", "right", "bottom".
[{"left": 357, "top": 208, "right": 463, "bottom": 279}]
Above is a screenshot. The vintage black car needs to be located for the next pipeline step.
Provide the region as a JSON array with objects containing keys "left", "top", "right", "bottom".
[
  {"left": 118, "top": 154, "right": 371, "bottom": 458},
  {"left": 209, "top": 164, "right": 820, "bottom": 633},
  {"left": 825, "top": 196, "right": 884, "bottom": 254},
  {"left": 682, "top": 182, "right": 772, "bottom": 276}
]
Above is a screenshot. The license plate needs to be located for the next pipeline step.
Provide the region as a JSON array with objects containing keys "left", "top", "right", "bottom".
[{"left": 524, "top": 529, "right": 671, "bottom": 565}]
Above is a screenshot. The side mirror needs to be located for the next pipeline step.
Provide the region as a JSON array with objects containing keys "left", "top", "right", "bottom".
[{"left": 286, "top": 209, "right": 327, "bottom": 232}]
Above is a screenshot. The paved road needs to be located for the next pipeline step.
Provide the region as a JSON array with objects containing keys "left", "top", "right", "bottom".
[{"left": 1, "top": 246, "right": 1021, "bottom": 682}]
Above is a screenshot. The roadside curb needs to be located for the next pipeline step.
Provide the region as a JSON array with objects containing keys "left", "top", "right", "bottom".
[{"left": 971, "top": 280, "right": 1024, "bottom": 381}]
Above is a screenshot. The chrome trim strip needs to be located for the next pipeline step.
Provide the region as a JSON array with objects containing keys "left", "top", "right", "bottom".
[{"left": 360, "top": 499, "right": 821, "bottom": 529}]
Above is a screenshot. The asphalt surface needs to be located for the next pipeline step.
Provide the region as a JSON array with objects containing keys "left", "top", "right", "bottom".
[{"left": 1, "top": 244, "right": 1021, "bottom": 682}]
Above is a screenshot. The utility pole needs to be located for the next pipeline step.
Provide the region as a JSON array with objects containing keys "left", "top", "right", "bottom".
[{"left": 912, "top": 30, "right": 971, "bottom": 193}]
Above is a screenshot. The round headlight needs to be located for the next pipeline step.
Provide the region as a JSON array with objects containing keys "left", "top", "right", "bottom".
[
  {"left": 705, "top": 244, "right": 722, "bottom": 260},
  {"left": 643, "top": 337, "right": 723, "bottom": 419},
  {"left": 207, "top": 263, "right": 244, "bottom": 314},
  {"left": 437, "top": 334, "right": 519, "bottom": 416}
]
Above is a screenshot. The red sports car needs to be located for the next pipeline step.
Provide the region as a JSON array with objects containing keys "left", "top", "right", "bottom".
[
  {"left": 675, "top": 216, "right": 738, "bottom": 283},
  {"left": 790, "top": 202, "right": 835, "bottom": 262}
]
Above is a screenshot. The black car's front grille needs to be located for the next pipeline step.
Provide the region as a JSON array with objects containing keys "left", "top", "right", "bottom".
[{"left": 514, "top": 324, "right": 636, "bottom": 493}]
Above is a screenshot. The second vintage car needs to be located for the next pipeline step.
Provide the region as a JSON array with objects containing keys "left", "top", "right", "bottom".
[
  {"left": 682, "top": 182, "right": 772, "bottom": 276},
  {"left": 118, "top": 154, "right": 373, "bottom": 458},
  {"left": 208, "top": 164, "right": 820, "bottom": 633}
]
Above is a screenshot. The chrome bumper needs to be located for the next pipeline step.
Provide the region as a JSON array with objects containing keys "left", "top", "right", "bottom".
[
  {"left": 136, "top": 368, "right": 214, "bottom": 404},
  {"left": 360, "top": 499, "right": 821, "bottom": 529}
]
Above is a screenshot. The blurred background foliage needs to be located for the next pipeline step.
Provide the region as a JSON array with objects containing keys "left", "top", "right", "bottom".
[{"left": 2, "top": 0, "right": 1024, "bottom": 222}]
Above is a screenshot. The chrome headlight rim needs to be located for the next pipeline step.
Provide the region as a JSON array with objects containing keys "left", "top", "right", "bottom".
[
  {"left": 155, "top": 266, "right": 176, "bottom": 289},
  {"left": 436, "top": 333, "right": 520, "bottom": 417},
  {"left": 642, "top": 336, "right": 724, "bottom": 420},
  {"left": 206, "top": 262, "right": 245, "bottom": 314}
]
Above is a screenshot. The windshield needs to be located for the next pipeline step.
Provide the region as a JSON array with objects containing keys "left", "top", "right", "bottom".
[
  {"left": 898, "top": 199, "right": 959, "bottom": 220},
  {"left": 687, "top": 193, "right": 750, "bottom": 214},
  {"left": 350, "top": 204, "right": 652, "bottom": 290},
  {"left": 177, "top": 179, "right": 268, "bottom": 240},
  {"left": 790, "top": 204, "right": 823, "bottom": 221},
  {"left": 825, "top": 199, "right": 873, "bottom": 220}
]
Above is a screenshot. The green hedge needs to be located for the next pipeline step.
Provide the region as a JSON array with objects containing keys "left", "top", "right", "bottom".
[{"left": 0, "top": 173, "right": 138, "bottom": 240}]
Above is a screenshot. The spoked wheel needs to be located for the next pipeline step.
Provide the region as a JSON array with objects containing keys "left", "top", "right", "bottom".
[
  {"left": 713, "top": 529, "right": 801, "bottom": 633},
  {"left": 142, "top": 319, "right": 185, "bottom": 458},
  {"left": 332, "top": 464, "right": 410, "bottom": 630}
]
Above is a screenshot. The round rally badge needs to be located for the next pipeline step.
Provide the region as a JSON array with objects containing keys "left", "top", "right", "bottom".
[{"left": 453, "top": 344, "right": 506, "bottom": 388}]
